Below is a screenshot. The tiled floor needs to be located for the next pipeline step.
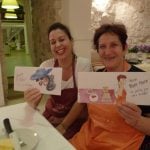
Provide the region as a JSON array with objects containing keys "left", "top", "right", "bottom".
[
  {"left": 7, "top": 97, "right": 24, "bottom": 106},
  {"left": 5, "top": 49, "right": 33, "bottom": 99},
  {"left": 4, "top": 49, "right": 46, "bottom": 113},
  {"left": 5, "top": 50, "right": 33, "bottom": 77}
]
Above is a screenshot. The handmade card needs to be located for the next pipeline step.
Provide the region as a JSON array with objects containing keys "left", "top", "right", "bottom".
[
  {"left": 14, "top": 66, "right": 62, "bottom": 95},
  {"left": 78, "top": 72, "right": 150, "bottom": 105}
]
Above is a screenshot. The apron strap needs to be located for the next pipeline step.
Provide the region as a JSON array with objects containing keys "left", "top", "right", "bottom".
[{"left": 54, "top": 55, "right": 77, "bottom": 88}]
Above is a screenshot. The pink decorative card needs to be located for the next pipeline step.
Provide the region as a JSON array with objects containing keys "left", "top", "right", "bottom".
[{"left": 78, "top": 72, "right": 150, "bottom": 105}]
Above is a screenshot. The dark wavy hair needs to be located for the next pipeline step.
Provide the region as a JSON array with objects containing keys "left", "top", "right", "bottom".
[
  {"left": 93, "top": 23, "right": 128, "bottom": 51},
  {"left": 48, "top": 22, "right": 73, "bottom": 41}
]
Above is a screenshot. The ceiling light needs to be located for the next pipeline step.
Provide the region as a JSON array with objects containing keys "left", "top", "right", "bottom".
[
  {"left": 5, "top": 13, "right": 17, "bottom": 19},
  {"left": 92, "top": 0, "right": 109, "bottom": 12},
  {"left": 2, "top": 0, "right": 19, "bottom": 9},
  {"left": 4, "top": 9, "right": 17, "bottom": 19}
]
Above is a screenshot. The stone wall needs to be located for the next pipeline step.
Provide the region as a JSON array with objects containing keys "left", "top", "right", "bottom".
[
  {"left": 91, "top": 0, "right": 150, "bottom": 48},
  {"left": 31, "top": 0, "right": 62, "bottom": 66}
]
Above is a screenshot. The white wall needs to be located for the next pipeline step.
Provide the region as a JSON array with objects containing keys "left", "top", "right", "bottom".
[{"left": 61, "top": 0, "right": 93, "bottom": 59}]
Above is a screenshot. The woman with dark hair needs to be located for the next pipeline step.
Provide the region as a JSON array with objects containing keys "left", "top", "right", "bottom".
[
  {"left": 24, "top": 22, "right": 91, "bottom": 139},
  {"left": 70, "top": 23, "right": 150, "bottom": 149}
]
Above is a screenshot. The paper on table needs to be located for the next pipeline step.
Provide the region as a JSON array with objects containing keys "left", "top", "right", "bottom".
[
  {"left": 14, "top": 66, "right": 62, "bottom": 95},
  {"left": 78, "top": 72, "right": 150, "bottom": 105}
]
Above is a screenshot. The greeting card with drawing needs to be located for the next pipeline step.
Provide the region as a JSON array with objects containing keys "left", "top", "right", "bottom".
[
  {"left": 78, "top": 72, "right": 150, "bottom": 105},
  {"left": 14, "top": 66, "right": 62, "bottom": 95}
]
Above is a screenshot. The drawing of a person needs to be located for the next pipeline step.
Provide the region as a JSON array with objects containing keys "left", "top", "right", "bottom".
[
  {"left": 31, "top": 68, "right": 56, "bottom": 91},
  {"left": 116, "top": 74, "right": 127, "bottom": 104},
  {"left": 101, "top": 86, "right": 112, "bottom": 103}
]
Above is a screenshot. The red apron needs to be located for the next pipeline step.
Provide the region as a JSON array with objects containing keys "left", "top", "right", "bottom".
[{"left": 43, "top": 58, "right": 87, "bottom": 139}]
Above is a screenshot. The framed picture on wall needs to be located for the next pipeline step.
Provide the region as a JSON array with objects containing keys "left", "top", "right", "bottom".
[{"left": 0, "top": 64, "right": 5, "bottom": 106}]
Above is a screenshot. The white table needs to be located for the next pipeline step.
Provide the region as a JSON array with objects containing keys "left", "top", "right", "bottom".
[
  {"left": 135, "top": 62, "right": 150, "bottom": 71},
  {"left": 0, "top": 103, "right": 76, "bottom": 150}
]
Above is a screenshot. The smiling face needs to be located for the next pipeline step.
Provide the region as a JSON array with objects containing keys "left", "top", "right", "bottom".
[
  {"left": 49, "top": 29, "right": 73, "bottom": 60},
  {"left": 98, "top": 33, "right": 127, "bottom": 72}
]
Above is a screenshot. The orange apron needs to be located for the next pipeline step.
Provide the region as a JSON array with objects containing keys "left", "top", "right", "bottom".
[
  {"left": 70, "top": 104, "right": 144, "bottom": 150},
  {"left": 70, "top": 62, "right": 145, "bottom": 149}
]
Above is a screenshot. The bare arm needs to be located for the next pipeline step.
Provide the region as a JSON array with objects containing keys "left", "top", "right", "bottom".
[
  {"left": 56, "top": 102, "right": 86, "bottom": 134},
  {"left": 117, "top": 102, "right": 150, "bottom": 135},
  {"left": 136, "top": 116, "right": 150, "bottom": 135},
  {"left": 24, "top": 88, "right": 42, "bottom": 109}
]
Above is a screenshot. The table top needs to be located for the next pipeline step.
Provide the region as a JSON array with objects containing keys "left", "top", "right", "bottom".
[
  {"left": 0, "top": 103, "right": 76, "bottom": 150},
  {"left": 135, "top": 62, "right": 150, "bottom": 71}
]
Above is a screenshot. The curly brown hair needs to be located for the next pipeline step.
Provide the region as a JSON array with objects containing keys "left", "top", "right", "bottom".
[{"left": 93, "top": 23, "right": 128, "bottom": 52}]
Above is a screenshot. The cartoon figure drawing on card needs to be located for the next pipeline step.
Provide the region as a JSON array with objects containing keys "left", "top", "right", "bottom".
[
  {"left": 30, "top": 68, "right": 56, "bottom": 91},
  {"left": 101, "top": 86, "right": 112, "bottom": 103},
  {"left": 116, "top": 74, "right": 127, "bottom": 104}
]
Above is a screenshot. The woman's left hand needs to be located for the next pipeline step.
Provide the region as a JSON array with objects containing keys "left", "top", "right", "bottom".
[{"left": 117, "top": 102, "right": 142, "bottom": 127}]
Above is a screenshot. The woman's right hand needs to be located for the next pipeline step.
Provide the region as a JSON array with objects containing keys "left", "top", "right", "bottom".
[{"left": 24, "top": 88, "right": 42, "bottom": 109}]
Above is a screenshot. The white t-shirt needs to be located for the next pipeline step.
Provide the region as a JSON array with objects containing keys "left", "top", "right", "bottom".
[{"left": 40, "top": 57, "right": 91, "bottom": 89}]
